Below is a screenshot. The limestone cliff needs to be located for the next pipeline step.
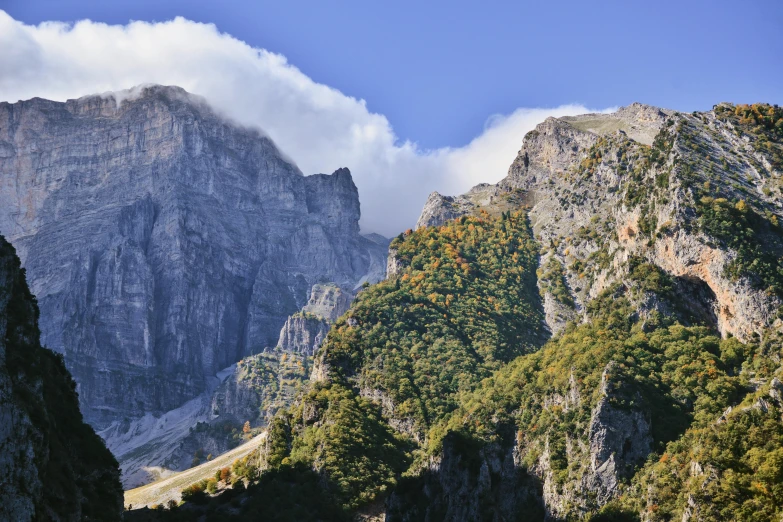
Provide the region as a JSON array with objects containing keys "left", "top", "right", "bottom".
[
  {"left": 276, "top": 283, "right": 353, "bottom": 355},
  {"left": 0, "top": 85, "right": 385, "bottom": 428}
]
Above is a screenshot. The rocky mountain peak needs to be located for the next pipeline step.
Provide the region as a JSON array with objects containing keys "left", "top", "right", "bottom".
[
  {"left": 416, "top": 103, "right": 783, "bottom": 341},
  {"left": 558, "top": 102, "right": 671, "bottom": 146},
  {"left": 66, "top": 84, "right": 215, "bottom": 120},
  {"left": 0, "top": 85, "right": 386, "bottom": 428}
]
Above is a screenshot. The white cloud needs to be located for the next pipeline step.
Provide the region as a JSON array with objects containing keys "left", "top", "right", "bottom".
[{"left": 0, "top": 11, "right": 604, "bottom": 236}]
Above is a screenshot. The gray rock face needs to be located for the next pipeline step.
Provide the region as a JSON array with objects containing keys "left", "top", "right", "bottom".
[
  {"left": 415, "top": 103, "right": 783, "bottom": 341},
  {"left": 385, "top": 434, "right": 544, "bottom": 522},
  {"left": 0, "top": 85, "right": 383, "bottom": 428},
  {"left": 276, "top": 315, "right": 330, "bottom": 355},
  {"left": 301, "top": 283, "right": 353, "bottom": 322},
  {"left": 386, "top": 248, "right": 404, "bottom": 278},
  {"left": 98, "top": 362, "right": 234, "bottom": 489},
  {"left": 583, "top": 363, "right": 652, "bottom": 505},
  {"left": 0, "top": 235, "right": 122, "bottom": 520},
  {"left": 416, "top": 183, "right": 503, "bottom": 230},
  {"left": 515, "top": 365, "right": 653, "bottom": 520},
  {"left": 276, "top": 283, "right": 352, "bottom": 355},
  {"left": 210, "top": 351, "right": 309, "bottom": 426},
  {"left": 416, "top": 192, "right": 472, "bottom": 230},
  {"left": 0, "top": 239, "right": 39, "bottom": 521},
  {"left": 541, "top": 291, "right": 578, "bottom": 336},
  {"left": 387, "top": 360, "right": 654, "bottom": 520},
  {"left": 105, "top": 281, "right": 364, "bottom": 488},
  {"left": 138, "top": 282, "right": 358, "bottom": 486}
]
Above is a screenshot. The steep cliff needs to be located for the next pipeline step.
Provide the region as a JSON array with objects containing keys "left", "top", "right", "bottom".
[
  {"left": 105, "top": 279, "right": 361, "bottom": 487},
  {"left": 0, "top": 235, "right": 122, "bottom": 521},
  {"left": 0, "top": 85, "right": 385, "bottom": 428},
  {"left": 276, "top": 283, "right": 353, "bottom": 355}
]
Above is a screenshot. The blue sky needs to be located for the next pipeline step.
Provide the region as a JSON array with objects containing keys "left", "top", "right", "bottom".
[
  {"left": 4, "top": 0, "right": 782, "bottom": 150},
  {"left": 1, "top": 1, "right": 781, "bottom": 234}
]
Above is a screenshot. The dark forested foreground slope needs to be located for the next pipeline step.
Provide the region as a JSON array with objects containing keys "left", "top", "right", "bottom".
[
  {"left": 128, "top": 102, "right": 783, "bottom": 522},
  {"left": 0, "top": 235, "right": 123, "bottom": 521}
]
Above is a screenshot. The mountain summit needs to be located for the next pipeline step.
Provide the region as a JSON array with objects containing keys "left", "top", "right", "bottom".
[
  {"left": 0, "top": 85, "right": 386, "bottom": 429},
  {"left": 418, "top": 102, "right": 783, "bottom": 340}
]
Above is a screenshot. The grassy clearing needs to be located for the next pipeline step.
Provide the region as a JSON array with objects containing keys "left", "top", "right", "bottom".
[{"left": 124, "top": 433, "right": 266, "bottom": 510}]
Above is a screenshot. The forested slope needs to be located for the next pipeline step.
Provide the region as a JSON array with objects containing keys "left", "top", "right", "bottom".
[
  {"left": 0, "top": 236, "right": 123, "bottom": 521},
  {"left": 135, "top": 103, "right": 783, "bottom": 521}
]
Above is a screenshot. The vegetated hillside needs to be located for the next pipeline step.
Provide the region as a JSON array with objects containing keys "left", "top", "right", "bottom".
[
  {"left": 0, "top": 235, "right": 122, "bottom": 521},
  {"left": 278, "top": 211, "right": 549, "bottom": 509},
  {"left": 136, "top": 210, "right": 548, "bottom": 519},
  {"left": 136, "top": 103, "right": 783, "bottom": 521},
  {"left": 388, "top": 102, "right": 783, "bottom": 521},
  {"left": 389, "top": 281, "right": 761, "bottom": 520},
  {"left": 395, "top": 102, "right": 783, "bottom": 521}
]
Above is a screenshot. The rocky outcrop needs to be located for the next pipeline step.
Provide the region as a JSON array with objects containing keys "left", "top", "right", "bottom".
[
  {"left": 276, "top": 315, "right": 330, "bottom": 355},
  {"left": 541, "top": 292, "right": 578, "bottom": 336},
  {"left": 301, "top": 283, "right": 353, "bottom": 322},
  {"left": 0, "top": 235, "right": 122, "bottom": 520},
  {"left": 584, "top": 364, "right": 652, "bottom": 500},
  {"left": 209, "top": 352, "right": 310, "bottom": 427},
  {"left": 386, "top": 432, "right": 544, "bottom": 521},
  {"left": 416, "top": 103, "right": 783, "bottom": 341},
  {"left": 276, "top": 283, "right": 353, "bottom": 355},
  {"left": 389, "top": 361, "right": 655, "bottom": 521},
  {"left": 0, "top": 85, "right": 385, "bottom": 428},
  {"left": 386, "top": 248, "right": 404, "bottom": 278},
  {"left": 416, "top": 191, "right": 474, "bottom": 230},
  {"left": 416, "top": 183, "right": 514, "bottom": 230}
]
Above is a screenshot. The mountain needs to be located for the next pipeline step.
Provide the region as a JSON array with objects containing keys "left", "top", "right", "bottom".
[
  {"left": 390, "top": 102, "right": 783, "bottom": 521},
  {"left": 0, "top": 235, "right": 122, "bottom": 521},
  {"left": 6, "top": 86, "right": 783, "bottom": 520},
  {"left": 418, "top": 103, "right": 782, "bottom": 339},
  {"left": 195, "top": 102, "right": 783, "bottom": 521},
  {"left": 276, "top": 283, "right": 355, "bottom": 354},
  {"left": 0, "top": 85, "right": 387, "bottom": 434}
]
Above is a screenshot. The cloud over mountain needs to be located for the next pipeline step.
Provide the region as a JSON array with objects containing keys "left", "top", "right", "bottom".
[{"left": 0, "top": 10, "right": 601, "bottom": 235}]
